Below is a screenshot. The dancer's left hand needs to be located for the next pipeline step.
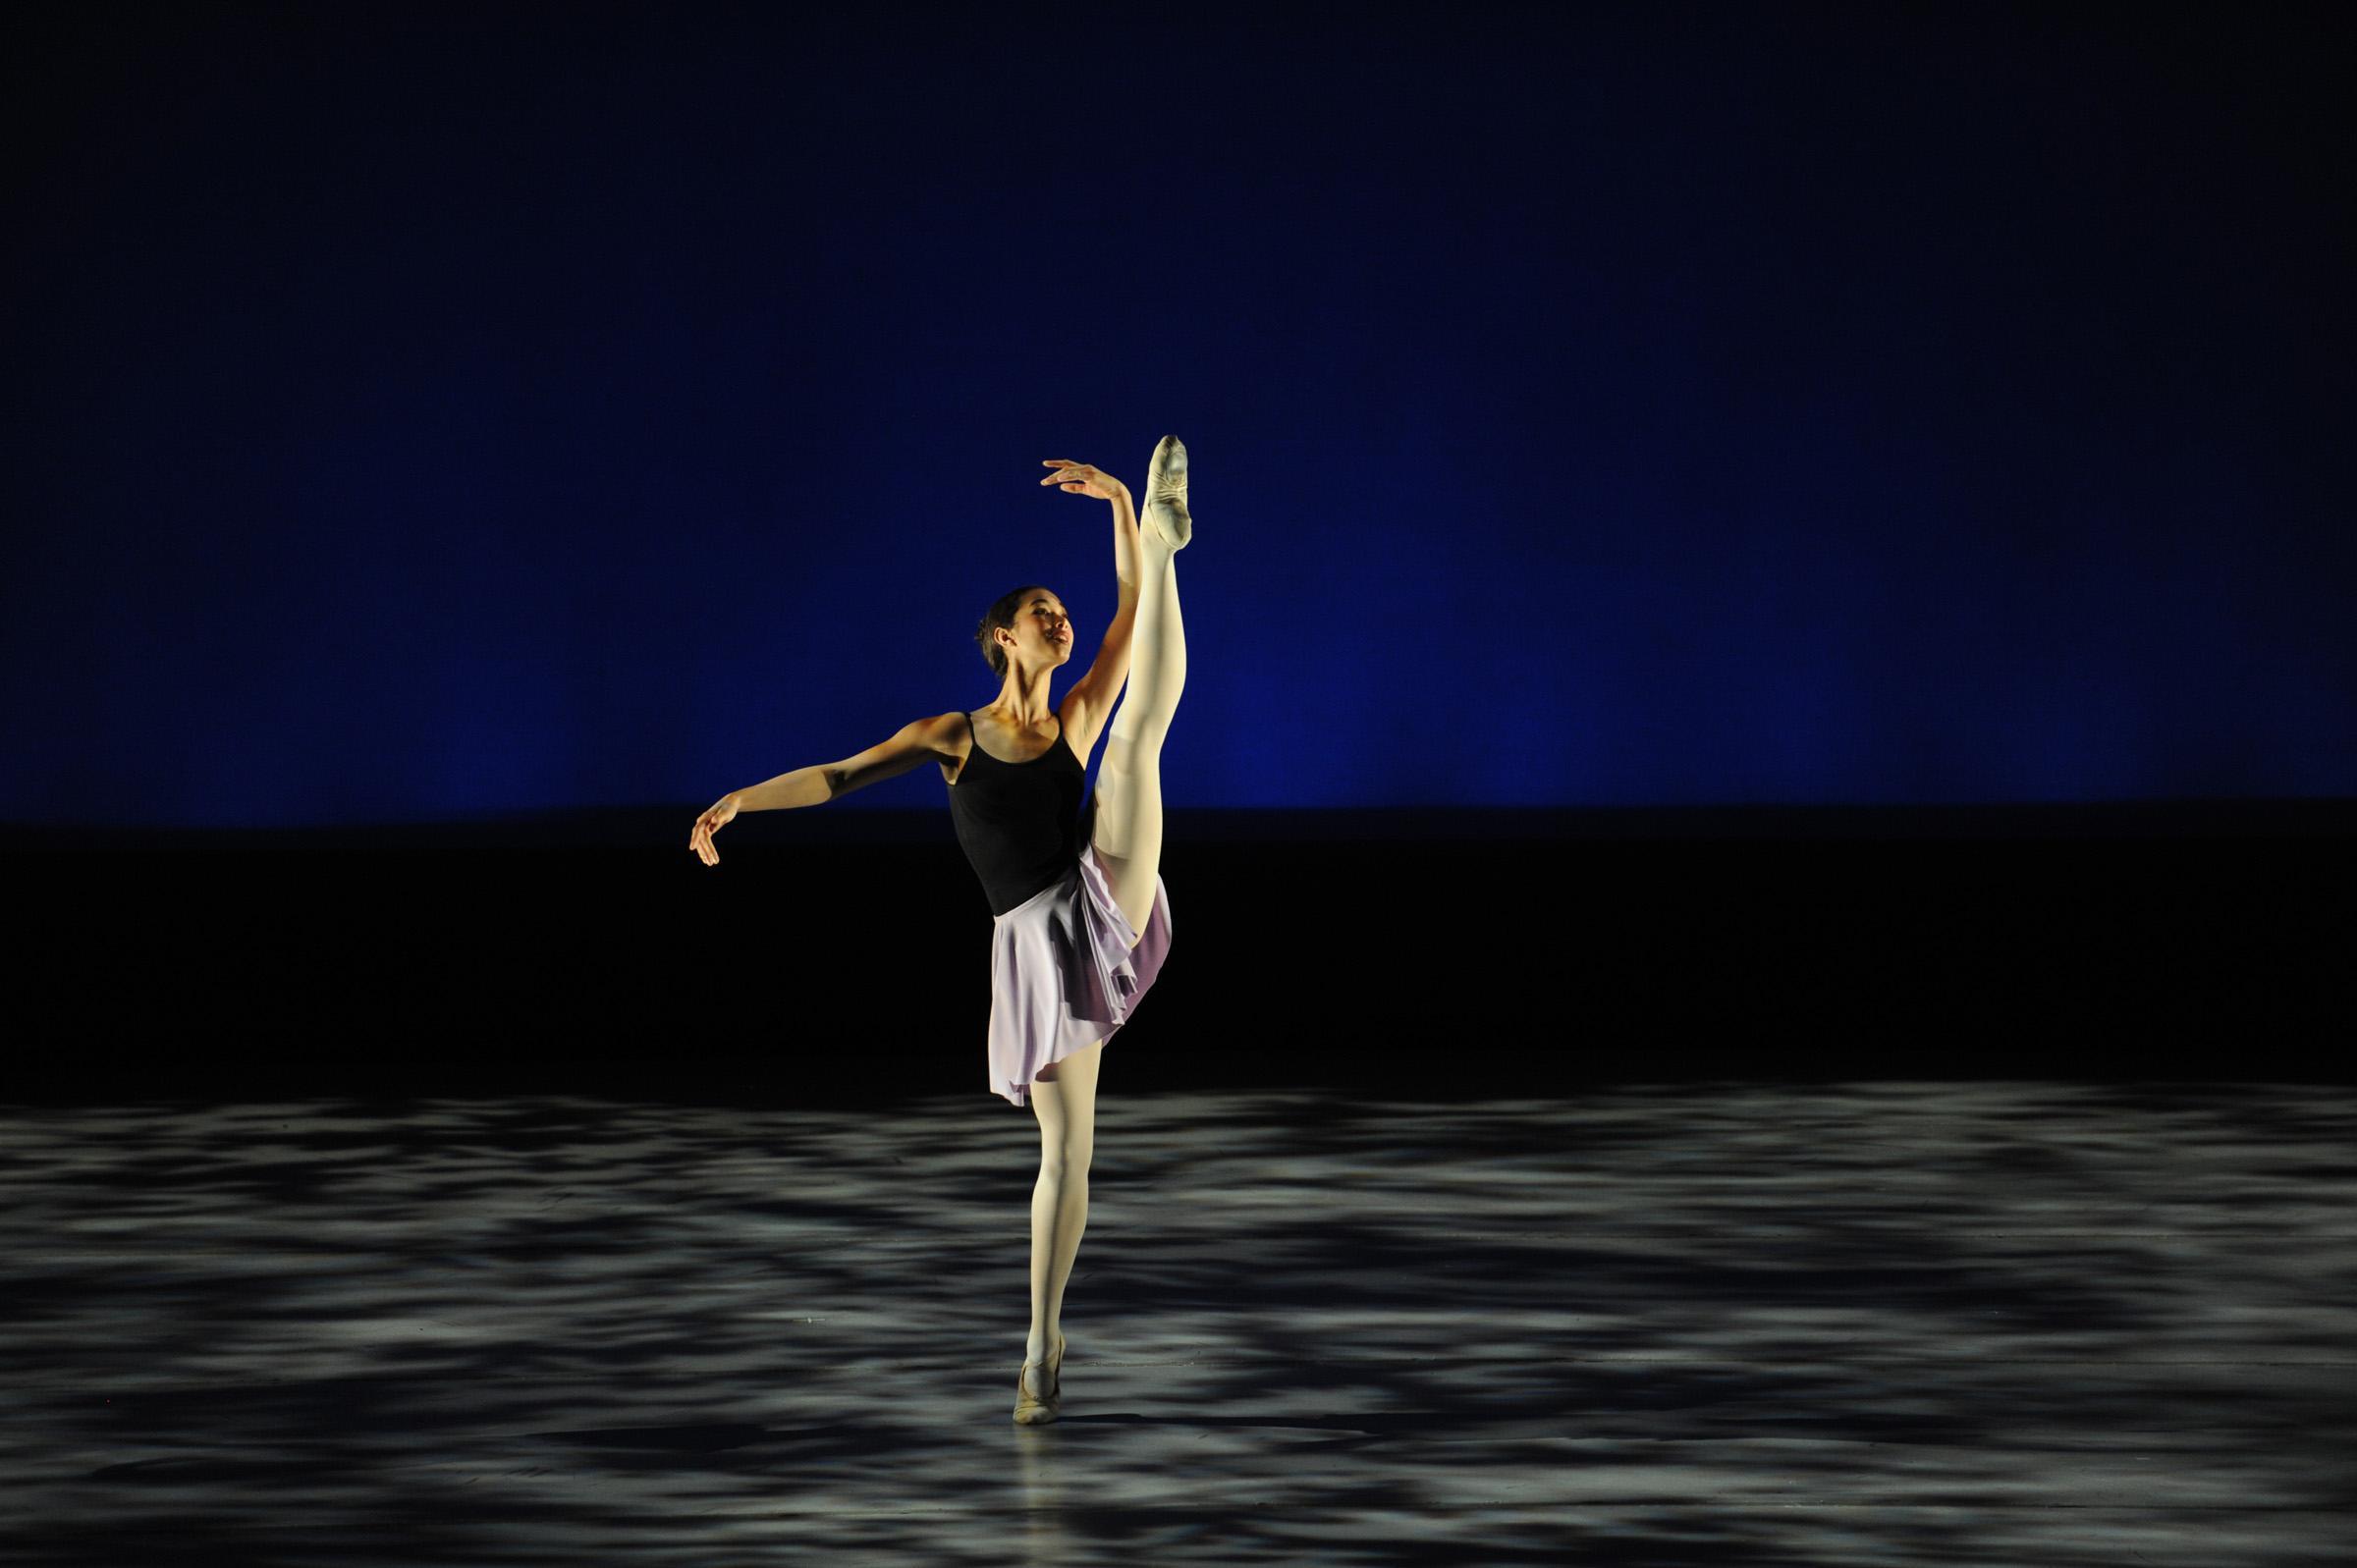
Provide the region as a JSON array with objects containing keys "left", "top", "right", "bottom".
[{"left": 1040, "top": 460, "right": 1127, "bottom": 501}]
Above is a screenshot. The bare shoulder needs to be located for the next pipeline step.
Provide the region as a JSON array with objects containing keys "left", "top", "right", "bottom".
[
  {"left": 926, "top": 710, "right": 970, "bottom": 757},
  {"left": 928, "top": 709, "right": 972, "bottom": 784}
]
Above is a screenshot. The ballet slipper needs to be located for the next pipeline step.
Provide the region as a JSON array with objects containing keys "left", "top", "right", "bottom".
[
  {"left": 1013, "top": 1330, "right": 1066, "bottom": 1425},
  {"left": 1142, "top": 435, "right": 1191, "bottom": 551}
]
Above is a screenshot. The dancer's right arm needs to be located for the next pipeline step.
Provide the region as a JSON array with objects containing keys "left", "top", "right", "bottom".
[{"left": 690, "top": 714, "right": 958, "bottom": 865}]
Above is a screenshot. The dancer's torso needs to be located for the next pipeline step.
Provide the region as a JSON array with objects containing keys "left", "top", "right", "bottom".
[{"left": 944, "top": 708, "right": 1096, "bottom": 916}]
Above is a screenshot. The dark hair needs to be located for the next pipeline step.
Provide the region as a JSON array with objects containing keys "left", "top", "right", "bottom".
[{"left": 975, "top": 584, "right": 1051, "bottom": 679}]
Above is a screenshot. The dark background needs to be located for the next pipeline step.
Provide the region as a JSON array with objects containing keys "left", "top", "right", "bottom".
[{"left": 5, "top": 3, "right": 2348, "bottom": 1094}]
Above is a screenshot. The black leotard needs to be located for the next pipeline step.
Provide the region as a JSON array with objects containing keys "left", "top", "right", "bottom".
[{"left": 945, "top": 710, "right": 1097, "bottom": 916}]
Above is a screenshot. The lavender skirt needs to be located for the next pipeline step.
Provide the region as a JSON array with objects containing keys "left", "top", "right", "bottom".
[{"left": 988, "top": 840, "right": 1172, "bottom": 1107}]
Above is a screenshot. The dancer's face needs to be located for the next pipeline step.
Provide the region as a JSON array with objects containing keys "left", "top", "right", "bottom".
[{"left": 1002, "top": 592, "right": 1074, "bottom": 669}]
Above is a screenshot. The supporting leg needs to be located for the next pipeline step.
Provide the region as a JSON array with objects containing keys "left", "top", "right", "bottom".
[
  {"left": 1092, "top": 530, "right": 1185, "bottom": 946},
  {"left": 1024, "top": 1040, "right": 1102, "bottom": 1392}
]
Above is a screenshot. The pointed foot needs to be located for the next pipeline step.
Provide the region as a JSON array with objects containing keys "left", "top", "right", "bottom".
[{"left": 1142, "top": 434, "right": 1191, "bottom": 550}]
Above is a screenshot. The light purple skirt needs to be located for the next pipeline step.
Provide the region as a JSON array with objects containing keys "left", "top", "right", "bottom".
[{"left": 988, "top": 840, "right": 1172, "bottom": 1107}]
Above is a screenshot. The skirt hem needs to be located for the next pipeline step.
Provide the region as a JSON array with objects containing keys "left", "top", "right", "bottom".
[{"left": 987, "top": 841, "right": 1171, "bottom": 1108}]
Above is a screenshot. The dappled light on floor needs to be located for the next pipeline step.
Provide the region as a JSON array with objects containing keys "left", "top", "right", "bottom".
[{"left": 3, "top": 1083, "right": 2351, "bottom": 1564}]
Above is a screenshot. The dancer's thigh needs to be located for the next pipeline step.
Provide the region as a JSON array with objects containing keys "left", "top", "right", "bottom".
[
  {"left": 1035, "top": 1042, "right": 1102, "bottom": 1158},
  {"left": 1036, "top": 1038, "right": 1102, "bottom": 1090},
  {"left": 1091, "top": 734, "right": 1163, "bottom": 946}
]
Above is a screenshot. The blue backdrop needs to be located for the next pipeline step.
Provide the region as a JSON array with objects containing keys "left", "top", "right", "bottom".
[{"left": 5, "top": 2, "right": 2348, "bottom": 826}]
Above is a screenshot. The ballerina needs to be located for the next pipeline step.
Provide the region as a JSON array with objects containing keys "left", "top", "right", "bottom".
[{"left": 688, "top": 436, "right": 1192, "bottom": 1424}]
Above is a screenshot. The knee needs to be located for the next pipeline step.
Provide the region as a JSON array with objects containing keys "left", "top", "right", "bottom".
[
  {"left": 1104, "top": 714, "right": 1176, "bottom": 761},
  {"left": 1060, "top": 1136, "right": 1094, "bottom": 1176}
]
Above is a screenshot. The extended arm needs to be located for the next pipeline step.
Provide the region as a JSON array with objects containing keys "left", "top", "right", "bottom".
[
  {"left": 1070, "top": 482, "right": 1140, "bottom": 726},
  {"left": 736, "top": 715, "right": 954, "bottom": 810},
  {"left": 1039, "top": 459, "right": 1143, "bottom": 748},
  {"left": 689, "top": 716, "right": 952, "bottom": 866},
  {"left": 730, "top": 764, "right": 834, "bottom": 811}
]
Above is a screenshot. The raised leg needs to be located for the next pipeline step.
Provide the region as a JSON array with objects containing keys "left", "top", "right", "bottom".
[
  {"left": 1024, "top": 1039, "right": 1102, "bottom": 1388},
  {"left": 1092, "top": 528, "right": 1184, "bottom": 946}
]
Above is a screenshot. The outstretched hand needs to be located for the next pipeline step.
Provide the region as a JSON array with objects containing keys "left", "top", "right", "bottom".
[
  {"left": 688, "top": 794, "right": 739, "bottom": 867},
  {"left": 1041, "top": 460, "right": 1127, "bottom": 501}
]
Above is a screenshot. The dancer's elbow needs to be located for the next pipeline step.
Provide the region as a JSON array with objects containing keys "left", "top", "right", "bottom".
[{"left": 828, "top": 715, "right": 953, "bottom": 799}]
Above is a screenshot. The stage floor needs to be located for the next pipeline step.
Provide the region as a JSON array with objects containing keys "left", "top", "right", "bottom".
[{"left": 4, "top": 1081, "right": 2350, "bottom": 1565}]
